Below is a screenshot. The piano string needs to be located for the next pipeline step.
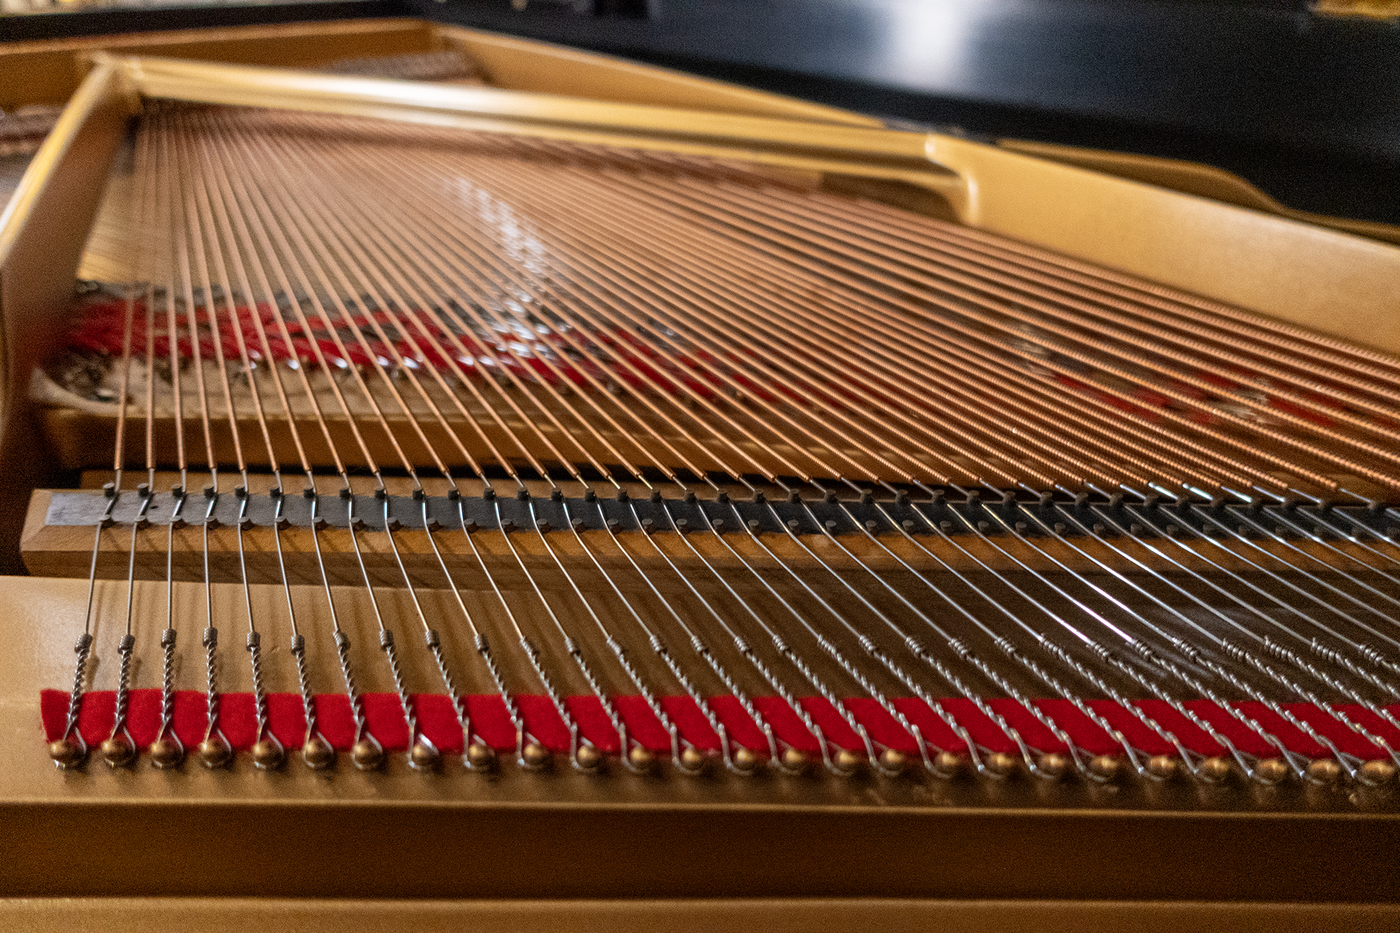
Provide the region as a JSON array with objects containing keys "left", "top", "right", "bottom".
[{"left": 38, "top": 99, "right": 1400, "bottom": 797}]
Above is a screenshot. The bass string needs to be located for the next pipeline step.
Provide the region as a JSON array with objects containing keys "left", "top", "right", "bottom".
[
  {"left": 576, "top": 156, "right": 1366, "bottom": 501},
  {"left": 690, "top": 172, "right": 1400, "bottom": 453},
  {"left": 243, "top": 116, "right": 1288, "bottom": 767},
  {"left": 208, "top": 107, "right": 624, "bottom": 762},
  {"left": 195, "top": 108, "right": 448, "bottom": 768},
  {"left": 773, "top": 182, "right": 1400, "bottom": 426},
  {"left": 259, "top": 112, "right": 997, "bottom": 767},
  {"left": 844, "top": 187, "right": 1400, "bottom": 387},
  {"left": 220, "top": 108, "right": 730, "bottom": 769},
  {"left": 255, "top": 117, "right": 831, "bottom": 767},
  {"left": 582, "top": 160, "right": 1365, "bottom": 495},
  {"left": 203, "top": 105, "right": 683, "bottom": 767},
  {"left": 59, "top": 102, "right": 1400, "bottom": 781},
  {"left": 218, "top": 110, "right": 940, "bottom": 762},
  {"left": 639, "top": 143, "right": 1400, "bottom": 404},
  {"left": 369, "top": 123, "right": 1321, "bottom": 501},
  {"left": 197, "top": 107, "right": 1400, "bottom": 756}
]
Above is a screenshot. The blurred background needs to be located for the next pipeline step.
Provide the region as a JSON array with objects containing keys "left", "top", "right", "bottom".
[{"left": 3, "top": 0, "right": 1399, "bottom": 225}]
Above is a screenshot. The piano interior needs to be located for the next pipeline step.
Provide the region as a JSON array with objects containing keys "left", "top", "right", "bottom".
[{"left": 1, "top": 17, "right": 1398, "bottom": 928}]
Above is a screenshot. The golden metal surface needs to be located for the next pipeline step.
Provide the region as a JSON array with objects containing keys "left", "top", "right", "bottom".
[
  {"left": 999, "top": 138, "right": 1400, "bottom": 247},
  {"left": 927, "top": 134, "right": 1400, "bottom": 355},
  {"left": 0, "top": 62, "right": 135, "bottom": 573},
  {"left": 116, "top": 55, "right": 937, "bottom": 166},
  {"left": 5, "top": 897, "right": 1400, "bottom": 932},
  {"left": 1311, "top": 0, "right": 1400, "bottom": 20}
]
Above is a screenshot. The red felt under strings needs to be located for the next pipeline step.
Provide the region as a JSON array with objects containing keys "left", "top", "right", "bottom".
[{"left": 40, "top": 689, "right": 1400, "bottom": 759}]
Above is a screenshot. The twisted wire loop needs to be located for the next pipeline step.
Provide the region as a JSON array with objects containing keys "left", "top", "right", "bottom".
[
  {"left": 907, "top": 498, "right": 1204, "bottom": 773},
  {"left": 561, "top": 635, "right": 624, "bottom": 770},
  {"left": 770, "top": 633, "right": 872, "bottom": 775},
  {"left": 202, "top": 628, "right": 219, "bottom": 737},
  {"left": 520, "top": 634, "right": 582, "bottom": 768},
  {"left": 693, "top": 640, "right": 776, "bottom": 772},
  {"left": 418, "top": 497, "right": 476, "bottom": 754},
  {"left": 380, "top": 628, "right": 434, "bottom": 766},
  {"left": 1026, "top": 506, "right": 1308, "bottom": 775},
  {"left": 246, "top": 631, "right": 282, "bottom": 760},
  {"left": 290, "top": 634, "right": 320, "bottom": 746},
  {"left": 603, "top": 635, "right": 679, "bottom": 773},
  {"left": 853, "top": 501, "right": 1146, "bottom": 774},
  {"left": 195, "top": 625, "right": 234, "bottom": 768},
  {"left": 1083, "top": 501, "right": 1392, "bottom": 772},
  {"left": 988, "top": 637, "right": 1111, "bottom": 773},
  {"left": 475, "top": 632, "right": 524, "bottom": 762},
  {"left": 654, "top": 501, "right": 786, "bottom": 767},
  {"left": 1035, "top": 637, "right": 1195, "bottom": 773},
  {"left": 553, "top": 498, "right": 685, "bottom": 771},
  {"left": 731, "top": 639, "right": 811, "bottom": 767},
  {"left": 931, "top": 501, "right": 1277, "bottom": 779},
  {"left": 158, "top": 629, "right": 176, "bottom": 736},
  {"left": 149, "top": 627, "right": 185, "bottom": 767},
  {"left": 57, "top": 487, "right": 122, "bottom": 770},
  {"left": 101, "top": 633, "right": 137, "bottom": 767},
  {"left": 944, "top": 637, "right": 1089, "bottom": 778},
  {"left": 651, "top": 636, "right": 727, "bottom": 774},
  {"left": 701, "top": 506, "right": 893, "bottom": 774},
  {"left": 426, "top": 629, "right": 470, "bottom": 753},
  {"left": 627, "top": 501, "right": 772, "bottom": 767},
  {"left": 611, "top": 500, "right": 740, "bottom": 771},
  {"left": 815, "top": 501, "right": 1100, "bottom": 776},
  {"left": 53, "top": 633, "right": 95, "bottom": 767},
  {"left": 807, "top": 631, "right": 906, "bottom": 776},
  {"left": 334, "top": 630, "right": 368, "bottom": 745}
]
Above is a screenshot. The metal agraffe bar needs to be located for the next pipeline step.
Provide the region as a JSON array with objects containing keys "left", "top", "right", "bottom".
[{"left": 43, "top": 91, "right": 1400, "bottom": 801}]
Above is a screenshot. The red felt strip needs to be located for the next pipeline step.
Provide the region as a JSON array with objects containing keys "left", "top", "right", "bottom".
[{"left": 39, "top": 689, "right": 1400, "bottom": 761}]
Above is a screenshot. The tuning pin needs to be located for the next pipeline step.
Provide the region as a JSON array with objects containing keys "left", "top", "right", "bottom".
[
  {"left": 149, "top": 736, "right": 185, "bottom": 770},
  {"left": 1305, "top": 758, "right": 1344, "bottom": 786},
  {"left": 1196, "top": 756, "right": 1234, "bottom": 784},
  {"left": 1357, "top": 759, "right": 1397, "bottom": 787},
  {"left": 101, "top": 734, "right": 136, "bottom": 769},
  {"left": 876, "top": 747, "right": 908, "bottom": 775},
  {"left": 982, "top": 751, "right": 1020, "bottom": 779},
  {"left": 627, "top": 744, "right": 656, "bottom": 773},
  {"left": 830, "top": 746, "right": 864, "bottom": 776},
  {"left": 352, "top": 738, "right": 384, "bottom": 771},
  {"left": 931, "top": 750, "right": 966, "bottom": 778},
  {"left": 49, "top": 737, "right": 86, "bottom": 770},
  {"left": 520, "top": 741, "right": 552, "bottom": 771},
  {"left": 729, "top": 745, "right": 759, "bottom": 775},
  {"left": 252, "top": 737, "right": 285, "bottom": 771},
  {"left": 574, "top": 743, "right": 603, "bottom": 772},
  {"left": 1252, "top": 758, "right": 1290, "bottom": 786},
  {"left": 409, "top": 739, "right": 442, "bottom": 772},
  {"left": 465, "top": 741, "right": 497, "bottom": 772},
  {"left": 1145, "top": 755, "right": 1181, "bottom": 782},
  {"left": 1035, "top": 752, "right": 1070, "bottom": 781},
  {"left": 778, "top": 746, "right": 809, "bottom": 774},
  {"left": 678, "top": 745, "right": 708, "bottom": 774},
  {"left": 198, "top": 735, "right": 233, "bottom": 769},
  {"left": 301, "top": 735, "right": 335, "bottom": 771},
  {"left": 1086, "top": 755, "right": 1123, "bottom": 783}
]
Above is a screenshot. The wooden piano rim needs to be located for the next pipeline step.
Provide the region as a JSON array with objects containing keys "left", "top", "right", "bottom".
[
  {"left": 2, "top": 799, "right": 1398, "bottom": 901},
  {"left": 4, "top": 898, "right": 1399, "bottom": 932},
  {"left": 1, "top": 20, "right": 1399, "bottom": 919}
]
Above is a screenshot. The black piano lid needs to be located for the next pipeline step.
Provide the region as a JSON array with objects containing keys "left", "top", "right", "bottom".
[
  {"left": 420, "top": 0, "right": 1400, "bottom": 228},
  {"left": 3, "top": 0, "right": 1399, "bottom": 224}
]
